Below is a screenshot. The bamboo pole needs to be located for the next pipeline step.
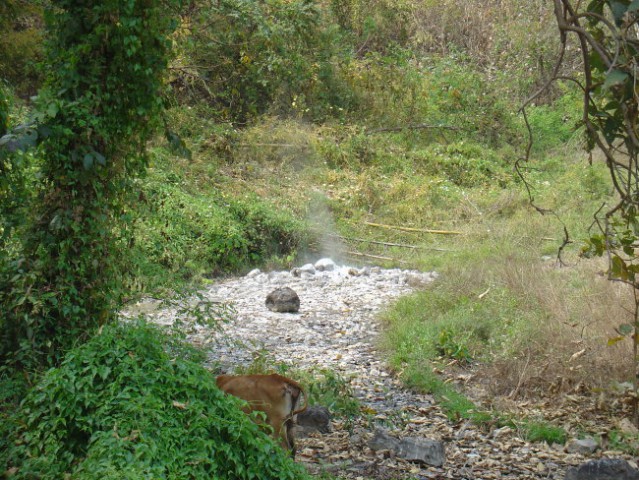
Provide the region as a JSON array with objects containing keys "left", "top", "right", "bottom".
[
  {"left": 364, "top": 222, "right": 463, "bottom": 235},
  {"left": 327, "top": 234, "right": 453, "bottom": 252},
  {"left": 346, "top": 251, "right": 405, "bottom": 262}
]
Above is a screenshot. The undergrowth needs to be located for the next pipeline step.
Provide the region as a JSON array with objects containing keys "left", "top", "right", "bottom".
[
  {"left": 1, "top": 321, "right": 309, "bottom": 479},
  {"left": 128, "top": 147, "right": 310, "bottom": 292},
  {"left": 231, "top": 350, "right": 361, "bottom": 419}
]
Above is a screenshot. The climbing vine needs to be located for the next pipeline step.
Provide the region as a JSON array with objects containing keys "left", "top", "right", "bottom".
[{"left": 0, "top": 0, "right": 183, "bottom": 368}]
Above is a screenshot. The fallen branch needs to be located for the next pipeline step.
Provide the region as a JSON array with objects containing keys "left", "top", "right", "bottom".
[
  {"left": 238, "top": 143, "right": 297, "bottom": 148},
  {"left": 365, "top": 222, "right": 463, "bottom": 235},
  {"left": 327, "top": 234, "right": 453, "bottom": 252},
  {"left": 366, "top": 124, "right": 461, "bottom": 135},
  {"left": 477, "top": 287, "right": 491, "bottom": 300},
  {"left": 347, "top": 251, "right": 405, "bottom": 263}
]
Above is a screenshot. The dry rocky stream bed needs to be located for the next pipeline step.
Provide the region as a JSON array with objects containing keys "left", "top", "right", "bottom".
[{"left": 132, "top": 260, "right": 639, "bottom": 479}]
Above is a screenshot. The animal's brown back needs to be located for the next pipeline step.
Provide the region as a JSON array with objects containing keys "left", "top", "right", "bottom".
[{"left": 216, "top": 373, "right": 307, "bottom": 416}]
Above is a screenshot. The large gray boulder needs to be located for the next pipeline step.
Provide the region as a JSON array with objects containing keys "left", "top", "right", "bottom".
[
  {"left": 265, "top": 287, "right": 300, "bottom": 313},
  {"left": 368, "top": 428, "right": 445, "bottom": 467}
]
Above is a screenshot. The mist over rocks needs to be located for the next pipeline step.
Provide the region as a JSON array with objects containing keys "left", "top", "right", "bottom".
[
  {"left": 134, "top": 259, "right": 438, "bottom": 372},
  {"left": 206, "top": 260, "right": 437, "bottom": 372},
  {"left": 159, "top": 259, "right": 433, "bottom": 375}
]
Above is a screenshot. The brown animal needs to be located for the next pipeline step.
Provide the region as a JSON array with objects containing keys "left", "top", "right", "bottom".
[{"left": 216, "top": 373, "right": 308, "bottom": 455}]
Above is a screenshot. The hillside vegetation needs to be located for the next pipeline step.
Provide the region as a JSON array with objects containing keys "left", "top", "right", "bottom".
[{"left": 2, "top": 0, "right": 637, "bottom": 477}]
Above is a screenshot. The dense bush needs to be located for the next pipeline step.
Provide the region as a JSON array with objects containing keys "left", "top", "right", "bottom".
[
  {"left": 129, "top": 150, "right": 308, "bottom": 288},
  {"left": 172, "top": 0, "right": 356, "bottom": 123},
  {"left": 2, "top": 321, "right": 309, "bottom": 479},
  {"left": 329, "top": 0, "right": 414, "bottom": 53},
  {"left": 0, "top": 0, "right": 184, "bottom": 368}
]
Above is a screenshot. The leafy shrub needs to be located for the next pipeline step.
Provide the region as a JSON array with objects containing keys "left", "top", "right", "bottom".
[
  {"left": 436, "top": 328, "right": 472, "bottom": 363},
  {"left": 525, "top": 87, "right": 582, "bottom": 152},
  {"left": 174, "top": 0, "right": 356, "bottom": 122},
  {"left": 3, "top": 321, "right": 309, "bottom": 479},
  {"left": 330, "top": 0, "right": 414, "bottom": 54},
  {"left": 414, "top": 141, "right": 514, "bottom": 188},
  {"left": 302, "top": 369, "right": 361, "bottom": 418},
  {"left": 130, "top": 153, "right": 308, "bottom": 288}
]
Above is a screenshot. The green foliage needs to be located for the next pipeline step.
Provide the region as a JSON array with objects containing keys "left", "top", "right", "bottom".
[
  {"left": 175, "top": 0, "right": 356, "bottom": 123},
  {"left": 398, "top": 361, "right": 491, "bottom": 423},
  {"left": 329, "top": 0, "right": 413, "bottom": 53},
  {"left": 129, "top": 150, "right": 308, "bottom": 288},
  {"left": 607, "top": 429, "right": 639, "bottom": 455},
  {"left": 0, "top": 87, "right": 38, "bottom": 249},
  {"left": 302, "top": 369, "right": 360, "bottom": 418},
  {"left": 2, "top": 321, "right": 308, "bottom": 479},
  {"left": 436, "top": 328, "right": 472, "bottom": 364},
  {"left": 547, "top": 1, "right": 639, "bottom": 409},
  {"left": 0, "top": 1, "right": 45, "bottom": 96},
  {"left": 524, "top": 87, "right": 582, "bottom": 152},
  {"left": 381, "top": 281, "right": 530, "bottom": 371},
  {"left": 521, "top": 421, "right": 567, "bottom": 445},
  {"left": 337, "top": 50, "right": 521, "bottom": 148},
  {"left": 0, "top": 83, "right": 8, "bottom": 137},
  {"left": 0, "top": 0, "right": 184, "bottom": 368},
  {"left": 0, "top": 368, "right": 28, "bottom": 466},
  {"left": 415, "top": 142, "right": 515, "bottom": 188}
]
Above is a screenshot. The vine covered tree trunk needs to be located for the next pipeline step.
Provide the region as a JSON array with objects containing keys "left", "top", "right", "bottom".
[{"left": 0, "top": 0, "right": 183, "bottom": 368}]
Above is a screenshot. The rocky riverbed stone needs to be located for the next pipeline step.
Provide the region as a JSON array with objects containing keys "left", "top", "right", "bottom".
[
  {"left": 368, "top": 428, "right": 446, "bottom": 467},
  {"left": 296, "top": 405, "right": 331, "bottom": 436},
  {"left": 265, "top": 286, "right": 300, "bottom": 313},
  {"left": 565, "top": 458, "right": 639, "bottom": 480},
  {"left": 566, "top": 437, "right": 599, "bottom": 455}
]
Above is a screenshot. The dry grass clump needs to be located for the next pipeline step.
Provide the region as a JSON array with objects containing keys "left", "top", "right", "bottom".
[
  {"left": 229, "top": 117, "right": 324, "bottom": 173},
  {"left": 481, "top": 257, "right": 633, "bottom": 399}
]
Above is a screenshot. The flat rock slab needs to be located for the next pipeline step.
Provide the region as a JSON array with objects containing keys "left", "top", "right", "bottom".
[
  {"left": 565, "top": 458, "right": 639, "bottom": 480},
  {"left": 369, "top": 429, "right": 445, "bottom": 467}
]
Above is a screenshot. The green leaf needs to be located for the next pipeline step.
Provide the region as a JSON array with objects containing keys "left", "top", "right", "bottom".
[
  {"left": 587, "top": 0, "right": 605, "bottom": 11},
  {"left": 608, "top": 336, "right": 626, "bottom": 346},
  {"left": 610, "top": 1, "right": 630, "bottom": 24},
  {"left": 603, "top": 69, "right": 629, "bottom": 90},
  {"left": 611, "top": 254, "right": 629, "bottom": 280},
  {"left": 94, "top": 151, "right": 106, "bottom": 166},
  {"left": 47, "top": 102, "right": 59, "bottom": 118},
  {"left": 630, "top": 0, "right": 639, "bottom": 12},
  {"left": 83, "top": 153, "right": 94, "bottom": 170},
  {"left": 619, "top": 323, "right": 634, "bottom": 335}
]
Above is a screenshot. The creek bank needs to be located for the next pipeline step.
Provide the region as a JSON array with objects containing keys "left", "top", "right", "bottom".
[{"left": 132, "top": 260, "right": 637, "bottom": 479}]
